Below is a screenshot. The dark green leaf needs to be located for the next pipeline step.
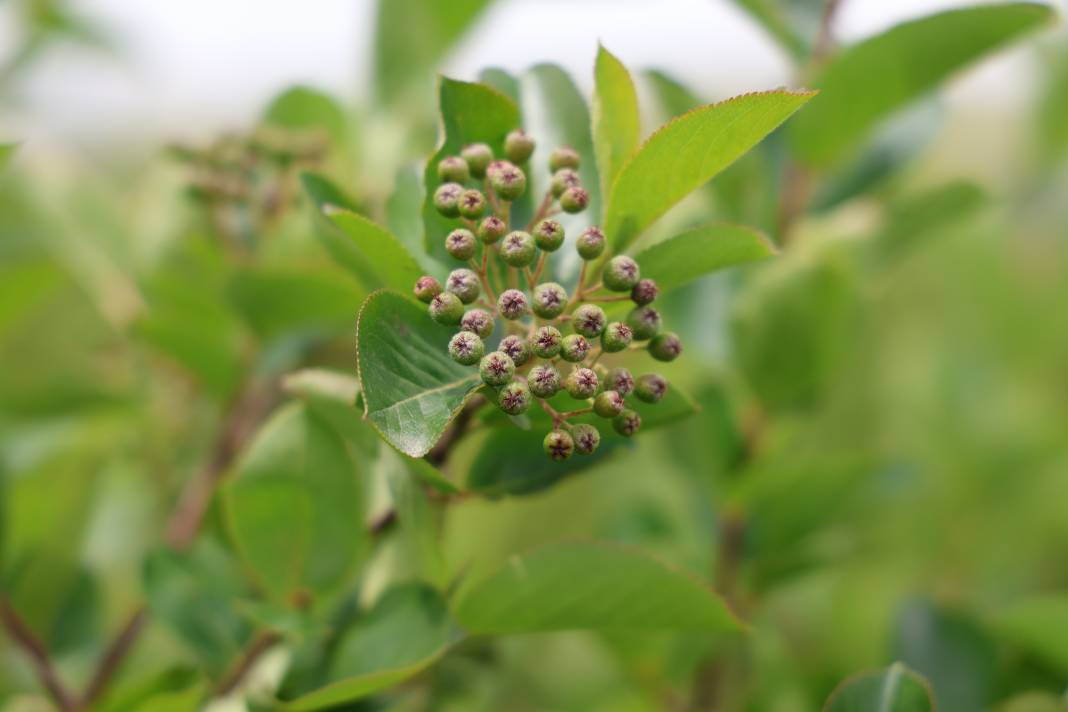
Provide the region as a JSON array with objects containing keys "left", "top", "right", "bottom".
[
  {"left": 356, "top": 290, "right": 482, "bottom": 457},
  {"left": 873, "top": 181, "right": 987, "bottom": 263},
  {"left": 605, "top": 90, "right": 815, "bottom": 250},
  {"left": 823, "top": 663, "right": 935, "bottom": 712},
  {"left": 226, "top": 267, "right": 363, "bottom": 341},
  {"left": 634, "top": 223, "right": 776, "bottom": 293},
  {"left": 479, "top": 67, "right": 521, "bottom": 105},
  {"left": 994, "top": 595, "right": 1068, "bottom": 674},
  {"left": 453, "top": 541, "right": 742, "bottom": 634},
  {"left": 789, "top": 2, "right": 1055, "bottom": 166},
  {"left": 593, "top": 45, "right": 640, "bottom": 198}
]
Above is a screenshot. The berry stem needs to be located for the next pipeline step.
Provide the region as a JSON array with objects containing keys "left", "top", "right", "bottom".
[
  {"left": 469, "top": 256, "right": 497, "bottom": 304},
  {"left": 483, "top": 178, "right": 500, "bottom": 215},
  {"left": 585, "top": 294, "right": 630, "bottom": 303},
  {"left": 537, "top": 399, "right": 574, "bottom": 429},
  {"left": 587, "top": 348, "right": 604, "bottom": 367},
  {"left": 558, "top": 407, "right": 592, "bottom": 420},
  {"left": 525, "top": 189, "right": 555, "bottom": 231},
  {"left": 527, "top": 252, "right": 548, "bottom": 288}
]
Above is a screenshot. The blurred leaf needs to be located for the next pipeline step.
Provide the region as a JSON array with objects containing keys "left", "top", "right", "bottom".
[
  {"left": 892, "top": 599, "right": 995, "bottom": 712},
  {"left": 128, "top": 682, "right": 204, "bottom": 712},
  {"left": 997, "top": 692, "right": 1068, "bottom": 712},
  {"left": 727, "top": 0, "right": 810, "bottom": 60},
  {"left": 605, "top": 90, "right": 814, "bottom": 250},
  {"left": 226, "top": 267, "right": 363, "bottom": 342},
  {"left": 373, "top": 0, "right": 495, "bottom": 104},
  {"left": 223, "top": 403, "right": 366, "bottom": 600},
  {"left": 669, "top": 379, "right": 745, "bottom": 480},
  {"left": 789, "top": 3, "right": 1055, "bottom": 166},
  {"left": 96, "top": 667, "right": 203, "bottom": 712},
  {"left": 382, "top": 449, "right": 448, "bottom": 584},
  {"left": 286, "top": 584, "right": 458, "bottom": 710},
  {"left": 262, "top": 85, "right": 350, "bottom": 148},
  {"left": 143, "top": 540, "right": 251, "bottom": 674},
  {"left": 823, "top": 662, "right": 934, "bottom": 711},
  {"left": 283, "top": 369, "right": 360, "bottom": 405},
  {"left": 873, "top": 181, "right": 987, "bottom": 263},
  {"left": 454, "top": 541, "right": 742, "bottom": 634},
  {"left": 282, "top": 370, "right": 378, "bottom": 458},
  {"left": 356, "top": 290, "right": 481, "bottom": 457},
  {"left": 0, "top": 143, "right": 17, "bottom": 170},
  {"left": 1039, "top": 50, "right": 1068, "bottom": 162},
  {"left": 466, "top": 387, "right": 699, "bottom": 497},
  {"left": 634, "top": 223, "right": 776, "bottom": 293},
  {"left": 593, "top": 45, "right": 641, "bottom": 198},
  {"left": 422, "top": 78, "right": 520, "bottom": 261},
  {"left": 479, "top": 67, "right": 521, "bottom": 105},
  {"left": 994, "top": 595, "right": 1068, "bottom": 674},
  {"left": 300, "top": 171, "right": 357, "bottom": 212},
  {"left": 386, "top": 164, "right": 442, "bottom": 276}
]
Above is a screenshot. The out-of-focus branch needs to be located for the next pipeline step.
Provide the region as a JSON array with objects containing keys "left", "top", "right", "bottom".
[{"left": 0, "top": 597, "right": 76, "bottom": 711}]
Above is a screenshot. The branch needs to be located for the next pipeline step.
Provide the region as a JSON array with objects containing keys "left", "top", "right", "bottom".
[
  {"left": 0, "top": 597, "right": 76, "bottom": 711},
  {"left": 79, "top": 608, "right": 147, "bottom": 709},
  {"left": 215, "top": 631, "right": 282, "bottom": 697},
  {"left": 426, "top": 395, "right": 487, "bottom": 466}
]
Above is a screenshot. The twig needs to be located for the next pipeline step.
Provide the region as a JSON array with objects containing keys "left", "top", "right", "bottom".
[
  {"left": 79, "top": 608, "right": 148, "bottom": 709},
  {"left": 584, "top": 295, "right": 630, "bottom": 303},
  {"left": 215, "top": 631, "right": 282, "bottom": 697},
  {"left": 0, "top": 598, "right": 76, "bottom": 711},
  {"left": 524, "top": 190, "right": 555, "bottom": 231},
  {"left": 427, "top": 395, "right": 487, "bottom": 466}
]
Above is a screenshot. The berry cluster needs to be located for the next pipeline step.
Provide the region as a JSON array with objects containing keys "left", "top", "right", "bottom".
[{"left": 414, "top": 130, "right": 682, "bottom": 461}]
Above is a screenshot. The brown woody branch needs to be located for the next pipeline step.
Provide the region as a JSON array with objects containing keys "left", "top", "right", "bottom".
[{"left": 0, "top": 597, "right": 76, "bottom": 711}]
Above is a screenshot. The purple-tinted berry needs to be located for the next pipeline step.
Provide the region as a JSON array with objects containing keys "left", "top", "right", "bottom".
[
  {"left": 576, "top": 227, "right": 606, "bottom": 260},
  {"left": 565, "top": 367, "right": 599, "bottom": 399},
  {"left": 497, "top": 289, "right": 529, "bottom": 320},
  {"left": 448, "top": 331, "right": 484, "bottom": 365},
  {"left": 593, "top": 390, "right": 625, "bottom": 418},
  {"left": 635, "top": 373, "right": 668, "bottom": 404},
  {"left": 572, "top": 304, "right": 607, "bottom": 338},
  {"left": 499, "top": 334, "right": 532, "bottom": 366},
  {"left": 489, "top": 161, "right": 526, "bottom": 201},
  {"left": 505, "top": 129, "right": 536, "bottom": 163},
  {"left": 603, "top": 255, "right": 641, "bottom": 292},
  {"left": 461, "top": 143, "right": 493, "bottom": 178},
  {"left": 532, "top": 282, "right": 568, "bottom": 319},
  {"left": 500, "top": 230, "right": 536, "bottom": 267},
  {"left": 543, "top": 429, "right": 575, "bottom": 461},
  {"left": 437, "top": 156, "right": 470, "bottom": 183},
  {"left": 605, "top": 367, "right": 634, "bottom": 396},
  {"left": 559, "top": 334, "right": 590, "bottom": 363},
  {"left": 479, "top": 351, "right": 515, "bottom": 387},
  {"left": 631, "top": 278, "right": 659, "bottom": 306},
  {"left": 549, "top": 146, "right": 581, "bottom": 171},
  {"left": 446, "top": 268, "right": 480, "bottom": 304},
  {"left": 532, "top": 325, "right": 562, "bottom": 358},
  {"left": 550, "top": 168, "right": 581, "bottom": 198},
  {"left": 498, "top": 380, "right": 532, "bottom": 415},
  {"left": 459, "top": 189, "right": 487, "bottom": 219},
  {"left": 528, "top": 363, "right": 562, "bottom": 398},
  {"left": 428, "top": 292, "right": 464, "bottom": 325},
  {"left": 626, "top": 306, "right": 662, "bottom": 341},
  {"left": 601, "top": 321, "right": 633, "bottom": 352},
  {"left": 613, "top": 408, "right": 642, "bottom": 437},
  {"left": 559, "top": 186, "right": 589, "bottom": 214},
  {"left": 433, "top": 182, "right": 463, "bottom": 217},
  {"left": 445, "top": 228, "right": 476, "bottom": 260},
  {"left": 478, "top": 215, "right": 507, "bottom": 244},
  {"left": 533, "top": 219, "right": 565, "bottom": 252},
  {"left": 460, "top": 308, "right": 494, "bottom": 338},
  {"left": 649, "top": 332, "right": 683, "bottom": 362},
  {"left": 414, "top": 275, "right": 442, "bottom": 303},
  {"left": 572, "top": 424, "right": 601, "bottom": 455}
]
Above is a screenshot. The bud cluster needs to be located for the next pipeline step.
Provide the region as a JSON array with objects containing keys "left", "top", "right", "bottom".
[{"left": 414, "top": 129, "right": 682, "bottom": 461}]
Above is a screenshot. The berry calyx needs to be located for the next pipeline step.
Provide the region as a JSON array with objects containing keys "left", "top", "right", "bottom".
[
  {"left": 459, "top": 189, "right": 487, "bottom": 219},
  {"left": 498, "top": 380, "right": 532, "bottom": 415},
  {"left": 572, "top": 424, "right": 601, "bottom": 455},
  {"left": 429, "top": 292, "right": 464, "bottom": 325},
  {"left": 500, "top": 231, "right": 536, "bottom": 267},
  {"left": 649, "top": 332, "right": 683, "bottom": 362},
  {"left": 572, "top": 303, "right": 607, "bottom": 337},
  {"left": 603, "top": 255, "right": 641, "bottom": 292},
  {"left": 576, "top": 227, "right": 606, "bottom": 260},
  {"left": 604, "top": 367, "right": 634, "bottom": 396},
  {"left": 437, "top": 155, "right": 470, "bottom": 183},
  {"left": 461, "top": 143, "right": 493, "bottom": 178},
  {"left": 497, "top": 288, "right": 529, "bottom": 320},
  {"left": 634, "top": 374, "right": 668, "bottom": 404},
  {"left": 601, "top": 321, "right": 633, "bottom": 352},
  {"left": 479, "top": 351, "right": 515, "bottom": 387},
  {"left": 533, "top": 219, "right": 565, "bottom": 251},
  {"left": 478, "top": 215, "right": 507, "bottom": 244},
  {"left": 631, "top": 278, "right": 659, "bottom": 306},
  {"left": 446, "top": 268, "right": 480, "bottom": 304},
  {"left": 626, "top": 305, "right": 662, "bottom": 341},
  {"left": 460, "top": 308, "right": 494, "bottom": 338},
  {"left": 550, "top": 168, "right": 581, "bottom": 198},
  {"left": 413, "top": 275, "right": 442, "bottom": 303},
  {"left": 560, "top": 186, "right": 589, "bottom": 213},
  {"left": 489, "top": 161, "right": 526, "bottom": 201},
  {"left": 543, "top": 429, "right": 575, "bottom": 461},
  {"left": 505, "top": 129, "right": 536, "bottom": 163},
  {"left": 549, "top": 146, "right": 581, "bottom": 171},
  {"left": 612, "top": 409, "right": 642, "bottom": 437},
  {"left": 433, "top": 182, "right": 464, "bottom": 217},
  {"left": 499, "top": 334, "right": 532, "bottom": 366},
  {"left": 532, "top": 282, "right": 568, "bottom": 319},
  {"left": 593, "top": 390, "right": 625, "bottom": 418},
  {"left": 445, "top": 228, "right": 476, "bottom": 260},
  {"left": 448, "top": 331, "right": 484, "bottom": 365},
  {"left": 565, "top": 367, "right": 599, "bottom": 399},
  {"left": 528, "top": 363, "right": 562, "bottom": 398},
  {"left": 532, "top": 325, "right": 562, "bottom": 358},
  {"left": 559, "top": 334, "right": 590, "bottom": 362}
]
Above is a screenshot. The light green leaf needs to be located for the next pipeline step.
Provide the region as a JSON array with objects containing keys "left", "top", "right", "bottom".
[
  {"left": 1039, "top": 49, "right": 1068, "bottom": 162},
  {"left": 593, "top": 45, "right": 641, "bottom": 198},
  {"left": 422, "top": 78, "right": 520, "bottom": 261},
  {"left": 872, "top": 181, "right": 986, "bottom": 263},
  {"left": 262, "top": 85, "right": 350, "bottom": 148},
  {"left": 285, "top": 585, "right": 458, "bottom": 710},
  {"left": 728, "top": 0, "right": 810, "bottom": 60},
  {"left": 823, "top": 663, "right": 935, "bottom": 712},
  {"left": 282, "top": 368, "right": 360, "bottom": 405},
  {"left": 226, "top": 267, "right": 363, "bottom": 341},
  {"left": 605, "top": 90, "right": 815, "bottom": 250},
  {"left": 789, "top": 2, "right": 1055, "bottom": 166},
  {"left": 479, "top": 66, "right": 521, "bottom": 105},
  {"left": 994, "top": 595, "right": 1068, "bottom": 674},
  {"left": 634, "top": 223, "right": 776, "bottom": 293},
  {"left": 454, "top": 541, "right": 742, "bottom": 634},
  {"left": 356, "top": 290, "right": 482, "bottom": 457},
  {"left": 223, "top": 403, "right": 366, "bottom": 600},
  {"left": 0, "top": 143, "right": 17, "bottom": 170}
]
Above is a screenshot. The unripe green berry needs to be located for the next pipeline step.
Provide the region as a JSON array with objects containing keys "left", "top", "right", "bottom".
[
  {"left": 460, "top": 308, "right": 494, "bottom": 338},
  {"left": 559, "top": 334, "right": 590, "bottom": 363},
  {"left": 532, "top": 325, "right": 562, "bottom": 359},
  {"left": 479, "top": 351, "right": 515, "bottom": 387},
  {"left": 445, "top": 228, "right": 477, "bottom": 260},
  {"left": 498, "top": 334, "right": 532, "bottom": 366},
  {"left": 497, "top": 288, "right": 529, "bottom": 320},
  {"left": 601, "top": 321, "right": 633, "bottom": 352},
  {"left": 635, "top": 373, "right": 668, "bottom": 404},
  {"left": 489, "top": 161, "right": 526, "bottom": 201},
  {"left": 612, "top": 408, "right": 642, "bottom": 437},
  {"left": 446, "top": 268, "right": 480, "bottom": 304},
  {"left": 497, "top": 379, "right": 532, "bottom": 415},
  {"left": 437, "top": 155, "right": 470, "bottom": 183},
  {"left": 550, "top": 168, "right": 581, "bottom": 198},
  {"left": 413, "top": 275, "right": 442, "bottom": 303},
  {"left": 559, "top": 186, "right": 589, "bottom": 214},
  {"left": 593, "top": 390, "right": 625, "bottom": 418},
  {"left": 458, "top": 189, "right": 487, "bottom": 219},
  {"left": 543, "top": 429, "right": 575, "bottom": 461},
  {"left": 533, "top": 219, "right": 565, "bottom": 251},
  {"left": 648, "top": 332, "right": 683, "bottom": 362},
  {"left": 626, "top": 305, "right": 662, "bottom": 341},
  {"left": 571, "top": 303, "right": 607, "bottom": 338},
  {"left": 532, "top": 282, "right": 568, "bottom": 319},
  {"left": 571, "top": 423, "right": 601, "bottom": 455},
  {"left": 604, "top": 367, "right": 635, "bottom": 396},
  {"left": 549, "top": 146, "right": 581, "bottom": 171},
  {"left": 448, "top": 331, "right": 484, "bottom": 365},
  {"left": 576, "top": 227, "right": 606, "bottom": 260},
  {"left": 504, "top": 129, "right": 535, "bottom": 163},
  {"left": 433, "top": 182, "right": 464, "bottom": 217},
  {"left": 461, "top": 143, "right": 493, "bottom": 178},
  {"left": 428, "top": 292, "right": 464, "bottom": 325},
  {"left": 477, "top": 215, "right": 507, "bottom": 244},
  {"left": 528, "top": 363, "right": 562, "bottom": 398},
  {"left": 603, "top": 255, "right": 641, "bottom": 292},
  {"left": 631, "top": 278, "right": 659, "bottom": 306},
  {"left": 500, "top": 231, "right": 537, "bottom": 267},
  {"left": 565, "top": 367, "right": 599, "bottom": 399}
]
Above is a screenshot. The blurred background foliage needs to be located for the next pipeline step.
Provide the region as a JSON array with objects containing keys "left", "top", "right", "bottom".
[{"left": 1, "top": 0, "right": 1067, "bottom": 710}]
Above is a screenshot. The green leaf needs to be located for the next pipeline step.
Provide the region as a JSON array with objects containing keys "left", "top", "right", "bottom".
[
  {"left": 823, "top": 663, "right": 935, "bottom": 712},
  {"left": 285, "top": 584, "right": 458, "bottom": 710},
  {"left": 871, "top": 181, "right": 986, "bottom": 265},
  {"left": 634, "top": 223, "right": 776, "bottom": 294},
  {"left": 356, "top": 290, "right": 482, "bottom": 457},
  {"left": 788, "top": 2, "right": 1055, "bottom": 166},
  {"left": 226, "top": 267, "right": 363, "bottom": 342},
  {"left": 422, "top": 78, "right": 520, "bottom": 261},
  {"left": 728, "top": 0, "right": 810, "bottom": 60},
  {"left": 0, "top": 143, "right": 17, "bottom": 170},
  {"left": 593, "top": 45, "right": 640, "bottom": 198},
  {"left": 453, "top": 541, "right": 741, "bottom": 634},
  {"left": 994, "top": 595, "right": 1068, "bottom": 674},
  {"left": 262, "top": 85, "right": 350, "bottom": 148},
  {"left": 1039, "top": 49, "right": 1068, "bottom": 162},
  {"left": 386, "top": 164, "right": 441, "bottom": 275},
  {"left": 223, "top": 403, "right": 366, "bottom": 599},
  {"left": 479, "top": 67, "right": 521, "bottom": 105},
  {"left": 605, "top": 90, "right": 815, "bottom": 250},
  {"left": 282, "top": 368, "right": 360, "bottom": 405}
]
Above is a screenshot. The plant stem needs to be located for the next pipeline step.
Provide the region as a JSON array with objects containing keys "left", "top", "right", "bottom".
[
  {"left": 215, "top": 631, "right": 282, "bottom": 697},
  {"left": 79, "top": 608, "right": 148, "bottom": 709},
  {"left": 525, "top": 190, "right": 555, "bottom": 231},
  {"left": 585, "top": 294, "right": 630, "bottom": 303},
  {"left": 0, "top": 597, "right": 76, "bottom": 711}
]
